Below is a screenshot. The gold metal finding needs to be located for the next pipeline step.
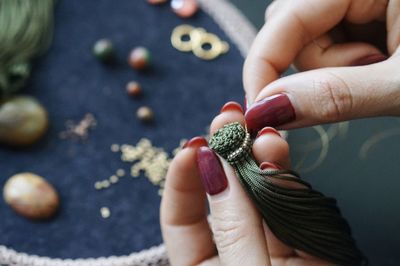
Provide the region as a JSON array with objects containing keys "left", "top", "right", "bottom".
[
  {"left": 171, "top": 24, "right": 229, "bottom": 60},
  {"left": 192, "top": 33, "right": 229, "bottom": 60},
  {"left": 171, "top": 24, "right": 196, "bottom": 52}
]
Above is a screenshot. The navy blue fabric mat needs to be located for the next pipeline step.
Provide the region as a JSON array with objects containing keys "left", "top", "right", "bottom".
[{"left": 0, "top": 0, "right": 243, "bottom": 259}]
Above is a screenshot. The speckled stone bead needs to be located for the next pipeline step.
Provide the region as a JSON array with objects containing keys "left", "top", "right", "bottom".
[
  {"left": 3, "top": 173, "right": 59, "bottom": 220},
  {"left": 0, "top": 96, "right": 48, "bottom": 146},
  {"left": 93, "top": 39, "right": 114, "bottom": 62},
  {"left": 128, "top": 47, "right": 151, "bottom": 70}
]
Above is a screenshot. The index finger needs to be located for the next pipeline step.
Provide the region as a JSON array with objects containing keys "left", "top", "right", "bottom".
[{"left": 243, "top": 0, "right": 350, "bottom": 103}]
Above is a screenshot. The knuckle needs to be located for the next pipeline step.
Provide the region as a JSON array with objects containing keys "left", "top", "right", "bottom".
[
  {"left": 311, "top": 72, "right": 353, "bottom": 121},
  {"left": 211, "top": 210, "right": 249, "bottom": 254}
]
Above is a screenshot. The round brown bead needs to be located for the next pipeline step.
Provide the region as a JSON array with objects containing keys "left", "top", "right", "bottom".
[
  {"left": 147, "top": 0, "right": 167, "bottom": 4},
  {"left": 126, "top": 81, "right": 142, "bottom": 97},
  {"left": 128, "top": 47, "right": 151, "bottom": 70},
  {"left": 136, "top": 106, "right": 154, "bottom": 122}
]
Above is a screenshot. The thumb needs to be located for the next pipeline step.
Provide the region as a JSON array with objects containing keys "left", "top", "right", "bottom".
[
  {"left": 245, "top": 55, "right": 400, "bottom": 132},
  {"left": 196, "top": 147, "right": 271, "bottom": 266}
]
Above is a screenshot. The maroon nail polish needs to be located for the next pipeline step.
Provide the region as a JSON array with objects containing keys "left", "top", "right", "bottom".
[
  {"left": 256, "top": 127, "right": 281, "bottom": 138},
  {"left": 245, "top": 94, "right": 296, "bottom": 134},
  {"left": 197, "top": 147, "right": 228, "bottom": 195},
  {"left": 183, "top": 136, "right": 208, "bottom": 149},
  {"left": 350, "top": 54, "right": 388, "bottom": 66},
  {"left": 220, "top": 101, "right": 244, "bottom": 114},
  {"left": 260, "top": 162, "right": 282, "bottom": 170}
]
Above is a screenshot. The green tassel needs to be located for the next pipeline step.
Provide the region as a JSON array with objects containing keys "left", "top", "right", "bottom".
[
  {"left": 209, "top": 122, "right": 367, "bottom": 266},
  {"left": 0, "top": 0, "right": 55, "bottom": 97}
]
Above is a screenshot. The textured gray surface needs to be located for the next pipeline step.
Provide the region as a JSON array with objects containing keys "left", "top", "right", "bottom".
[{"left": 230, "top": 0, "right": 268, "bottom": 29}]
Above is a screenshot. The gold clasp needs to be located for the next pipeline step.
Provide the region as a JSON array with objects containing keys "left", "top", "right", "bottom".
[{"left": 171, "top": 24, "right": 229, "bottom": 60}]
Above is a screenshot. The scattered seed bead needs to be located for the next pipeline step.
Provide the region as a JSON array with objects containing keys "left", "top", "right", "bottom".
[
  {"left": 100, "top": 207, "right": 111, "bottom": 218},
  {"left": 111, "top": 144, "right": 120, "bottom": 152},
  {"left": 171, "top": 0, "right": 198, "bottom": 18},
  {"left": 93, "top": 39, "right": 114, "bottom": 62},
  {"left": 116, "top": 169, "right": 125, "bottom": 177},
  {"left": 136, "top": 106, "right": 154, "bottom": 122},
  {"left": 101, "top": 180, "right": 110, "bottom": 188},
  {"left": 109, "top": 175, "right": 119, "bottom": 183},
  {"left": 94, "top": 182, "right": 103, "bottom": 190},
  {"left": 128, "top": 47, "right": 151, "bottom": 70},
  {"left": 126, "top": 81, "right": 142, "bottom": 97}
]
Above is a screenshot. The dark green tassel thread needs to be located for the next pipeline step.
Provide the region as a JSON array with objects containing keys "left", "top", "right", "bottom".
[
  {"left": 209, "top": 122, "right": 367, "bottom": 266},
  {"left": 0, "top": 0, "right": 55, "bottom": 97}
]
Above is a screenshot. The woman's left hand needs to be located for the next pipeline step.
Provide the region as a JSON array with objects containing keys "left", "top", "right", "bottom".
[{"left": 160, "top": 102, "right": 332, "bottom": 266}]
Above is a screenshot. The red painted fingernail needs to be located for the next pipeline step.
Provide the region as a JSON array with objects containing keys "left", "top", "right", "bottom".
[
  {"left": 256, "top": 127, "right": 281, "bottom": 138},
  {"left": 220, "top": 101, "right": 244, "bottom": 114},
  {"left": 245, "top": 94, "right": 296, "bottom": 134},
  {"left": 350, "top": 54, "right": 388, "bottom": 66},
  {"left": 260, "top": 162, "right": 282, "bottom": 170},
  {"left": 197, "top": 147, "right": 228, "bottom": 195},
  {"left": 183, "top": 136, "right": 208, "bottom": 149}
]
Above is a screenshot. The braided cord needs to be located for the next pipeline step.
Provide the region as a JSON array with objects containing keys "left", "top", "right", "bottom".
[{"left": 210, "top": 122, "right": 367, "bottom": 266}]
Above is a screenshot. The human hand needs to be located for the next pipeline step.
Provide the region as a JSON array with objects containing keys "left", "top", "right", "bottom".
[
  {"left": 243, "top": 0, "right": 400, "bottom": 133},
  {"left": 160, "top": 102, "right": 332, "bottom": 265}
]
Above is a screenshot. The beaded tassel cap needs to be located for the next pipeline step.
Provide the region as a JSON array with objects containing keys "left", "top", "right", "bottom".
[{"left": 209, "top": 122, "right": 367, "bottom": 266}]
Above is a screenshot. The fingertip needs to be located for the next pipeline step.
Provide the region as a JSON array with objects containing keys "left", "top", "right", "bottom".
[
  {"left": 183, "top": 136, "right": 208, "bottom": 149},
  {"left": 210, "top": 103, "right": 245, "bottom": 135},
  {"left": 252, "top": 128, "right": 290, "bottom": 169}
]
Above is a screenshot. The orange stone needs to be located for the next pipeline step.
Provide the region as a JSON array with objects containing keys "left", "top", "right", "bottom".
[
  {"left": 171, "top": 0, "right": 198, "bottom": 18},
  {"left": 128, "top": 47, "right": 151, "bottom": 70},
  {"left": 147, "top": 0, "right": 167, "bottom": 4},
  {"left": 126, "top": 81, "right": 142, "bottom": 97},
  {"left": 3, "top": 173, "right": 59, "bottom": 220}
]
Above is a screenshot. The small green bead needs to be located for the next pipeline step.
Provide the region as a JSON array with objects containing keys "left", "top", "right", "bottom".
[{"left": 93, "top": 39, "right": 114, "bottom": 62}]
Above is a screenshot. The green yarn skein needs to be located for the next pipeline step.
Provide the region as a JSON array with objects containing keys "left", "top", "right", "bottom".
[{"left": 0, "top": 0, "right": 54, "bottom": 97}]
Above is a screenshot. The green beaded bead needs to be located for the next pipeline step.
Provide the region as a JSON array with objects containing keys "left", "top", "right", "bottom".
[{"left": 93, "top": 39, "right": 114, "bottom": 62}]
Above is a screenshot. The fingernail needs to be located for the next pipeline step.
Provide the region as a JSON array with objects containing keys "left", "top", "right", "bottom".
[
  {"left": 220, "top": 101, "right": 244, "bottom": 114},
  {"left": 197, "top": 147, "right": 228, "bottom": 195},
  {"left": 260, "top": 162, "right": 282, "bottom": 170},
  {"left": 245, "top": 93, "right": 296, "bottom": 134},
  {"left": 256, "top": 126, "right": 281, "bottom": 138},
  {"left": 183, "top": 136, "right": 208, "bottom": 149},
  {"left": 350, "top": 54, "right": 388, "bottom": 66}
]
